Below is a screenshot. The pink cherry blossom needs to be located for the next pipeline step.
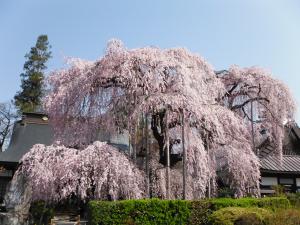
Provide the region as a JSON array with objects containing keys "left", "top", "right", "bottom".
[{"left": 19, "top": 141, "right": 145, "bottom": 202}]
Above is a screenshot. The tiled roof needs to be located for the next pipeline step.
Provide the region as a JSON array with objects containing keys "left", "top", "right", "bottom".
[
  {"left": 260, "top": 155, "right": 300, "bottom": 173},
  {"left": 0, "top": 115, "right": 54, "bottom": 164}
]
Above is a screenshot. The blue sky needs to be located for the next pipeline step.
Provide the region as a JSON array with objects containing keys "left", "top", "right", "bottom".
[{"left": 1, "top": 0, "right": 300, "bottom": 120}]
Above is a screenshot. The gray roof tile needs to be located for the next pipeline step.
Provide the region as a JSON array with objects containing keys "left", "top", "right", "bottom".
[
  {"left": 0, "top": 121, "right": 54, "bottom": 164},
  {"left": 260, "top": 155, "right": 300, "bottom": 173}
]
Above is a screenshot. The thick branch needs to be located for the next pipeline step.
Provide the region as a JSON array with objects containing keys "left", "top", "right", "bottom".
[{"left": 231, "top": 97, "right": 269, "bottom": 111}]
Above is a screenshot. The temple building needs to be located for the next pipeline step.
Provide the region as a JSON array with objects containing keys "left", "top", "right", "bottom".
[
  {"left": 0, "top": 112, "right": 53, "bottom": 202},
  {"left": 260, "top": 124, "right": 300, "bottom": 195}
]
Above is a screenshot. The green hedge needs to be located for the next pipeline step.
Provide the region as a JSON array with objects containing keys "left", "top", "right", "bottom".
[
  {"left": 87, "top": 197, "right": 290, "bottom": 225},
  {"left": 189, "top": 200, "right": 212, "bottom": 225},
  {"left": 209, "top": 197, "right": 290, "bottom": 211},
  {"left": 88, "top": 199, "right": 190, "bottom": 225}
]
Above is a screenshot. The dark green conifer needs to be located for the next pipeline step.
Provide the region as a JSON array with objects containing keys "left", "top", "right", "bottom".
[{"left": 14, "top": 35, "right": 51, "bottom": 112}]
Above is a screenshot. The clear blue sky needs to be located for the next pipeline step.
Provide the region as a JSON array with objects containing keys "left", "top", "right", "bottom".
[{"left": 1, "top": 0, "right": 300, "bottom": 120}]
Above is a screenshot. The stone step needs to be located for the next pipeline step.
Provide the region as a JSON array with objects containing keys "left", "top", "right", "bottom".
[
  {"left": 53, "top": 211, "right": 78, "bottom": 220},
  {"left": 51, "top": 221, "right": 88, "bottom": 225},
  {"left": 51, "top": 213, "right": 88, "bottom": 225}
]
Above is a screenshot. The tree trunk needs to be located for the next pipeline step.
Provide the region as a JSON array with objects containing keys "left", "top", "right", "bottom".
[{"left": 150, "top": 111, "right": 166, "bottom": 165}]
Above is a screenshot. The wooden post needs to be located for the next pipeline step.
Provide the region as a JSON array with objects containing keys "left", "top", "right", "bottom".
[
  {"left": 182, "top": 109, "right": 186, "bottom": 200},
  {"left": 207, "top": 135, "right": 211, "bottom": 199},
  {"left": 165, "top": 108, "right": 170, "bottom": 199},
  {"left": 134, "top": 116, "right": 139, "bottom": 163},
  {"left": 208, "top": 178, "right": 211, "bottom": 198},
  {"left": 128, "top": 120, "right": 132, "bottom": 158},
  {"left": 133, "top": 93, "right": 137, "bottom": 162},
  {"left": 145, "top": 113, "right": 150, "bottom": 198},
  {"left": 250, "top": 101, "right": 256, "bottom": 154},
  {"left": 76, "top": 215, "right": 80, "bottom": 225}
]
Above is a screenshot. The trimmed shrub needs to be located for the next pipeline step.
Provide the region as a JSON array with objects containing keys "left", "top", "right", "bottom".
[
  {"left": 209, "top": 197, "right": 290, "bottom": 211},
  {"left": 209, "top": 207, "right": 271, "bottom": 225},
  {"left": 266, "top": 208, "right": 300, "bottom": 225},
  {"left": 189, "top": 200, "right": 212, "bottom": 225},
  {"left": 88, "top": 198, "right": 191, "bottom": 225},
  {"left": 234, "top": 213, "right": 265, "bottom": 225},
  {"left": 189, "top": 197, "right": 289, "bottom": 224},
  {"left": 286, "top": 193, "right": 300, "bottom": 208},
  {"left": 87, "top": 197, "right": 290, "bottom": 225},
  {"left": 257, "top": 197, "right": 291, "bottom": 210}
]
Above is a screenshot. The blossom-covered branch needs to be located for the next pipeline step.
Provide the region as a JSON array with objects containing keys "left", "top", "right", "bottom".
[{"left": 19, "top": 141, "right": 145, "bottom": 202}]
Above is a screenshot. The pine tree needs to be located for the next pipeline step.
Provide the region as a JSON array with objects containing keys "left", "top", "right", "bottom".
[{"left": 14, "top": 35, "right": 51, "bottom": 113}]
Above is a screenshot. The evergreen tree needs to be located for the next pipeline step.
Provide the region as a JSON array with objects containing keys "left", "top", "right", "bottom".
[{"left": 14, "top": 35, "right": 51, "bottom": 113}]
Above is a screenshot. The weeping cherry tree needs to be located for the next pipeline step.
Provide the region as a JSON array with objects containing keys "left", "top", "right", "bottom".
[{"left": 10, "top": 39, "right": 296, "bottom": 203}]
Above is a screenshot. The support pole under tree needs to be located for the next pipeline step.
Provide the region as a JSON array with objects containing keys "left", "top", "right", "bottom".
[
  {"left": 128, "top": 120, "right": 132, "bottom": 157},
  {"left": 145, "top": 113, "right": 150, "bottom": 198},
  {"left": 250, "top": 101, "right": 256, "bottom": 154},
  {"left": 134, "top": 116, "right": 139, "bottom": 163},
  {"left": 165, "top": 108, "right": 170, "bottom": 199},
  {"left": 181, "top": 108, "right": 186, "bottom": 200},
  {"left": 207, "top": 135, "right": 211, "bottom": 199},
  {"left": 133, "top": 93, "right": 137, "bottom": 162}
]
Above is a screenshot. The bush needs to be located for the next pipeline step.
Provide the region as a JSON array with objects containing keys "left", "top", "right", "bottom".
[
  {"left": 87, "top": 197, "right": 290, "bottom": 225},
  {"left": 209, "top": 197, "right": 290, "bottom": 211},
  {"left": 286, "top": 193, "right": 300, "bottom": 208},
  {"left": 257, "top": 197, "right": 291, "bottom": 210},
  {"left": 88, "top": 198, "right": 191, "bottom": 225},
  {"left": 209, "top": 207, "right": 271, "bottom": 225},
  {"left": 271, "top": 185, "right": 285, "bottom": 197},
  {"left": 266, "top": 208, "right": 300, "bottom": 225},
  {"left": 234, "top": 213, "right": 265, "bottom": 225},
  {"left": 29, "top": 201, "right": 55, "bottom": 225},
  {"left": 189, "top": 200, "right": 212, "bottom": 225},
  {"left": 218, "top": 187, "right": 234, "bottom": 198}
]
